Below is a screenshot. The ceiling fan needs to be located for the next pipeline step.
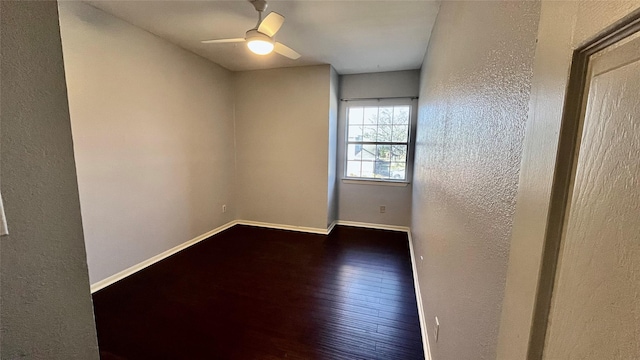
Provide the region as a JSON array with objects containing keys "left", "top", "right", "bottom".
[{"left": 201, "top": 0, "right": 300, "bottom": 60}]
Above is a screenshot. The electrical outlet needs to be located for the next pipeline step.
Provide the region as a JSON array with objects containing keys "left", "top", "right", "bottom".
[
  {"left": 434, "top": 316, "right": 440, "bottom": 343},
  {"left": 222, "top": 204, "right": 227, "bottom": 213},
  {"left": 379, "top": 205, "right": 386, "bottom": 213}
]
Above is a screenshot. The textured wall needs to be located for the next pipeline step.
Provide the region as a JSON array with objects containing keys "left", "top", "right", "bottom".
[
  {"left": 497, "top": 2, "right": 640, "bottom": 358},
  {"left": 412, "top": 2, "right": 540, "bottom": 359},
  {"left": 337, "top": 70, "right": 419, "bottom": 227},
  {"left": 58, "top": 2, "right": 236, "bottom": 284},
  {"left": 0, "top": 1, "right": 99, "bottom": 358},
  {"left": 234, "top": 65, "right": 332, "bottom": 230}
]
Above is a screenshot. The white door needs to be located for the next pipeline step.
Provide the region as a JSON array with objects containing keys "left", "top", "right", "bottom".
[{"left": 542, "top": 30, "right": 640, "bottom": 359}]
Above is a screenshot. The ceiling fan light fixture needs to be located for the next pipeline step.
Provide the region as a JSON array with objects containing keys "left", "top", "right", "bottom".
[
  {"left": 247, "top": 39, "right": 274, "bottom": 55},
  {"left": 245, "top": 29, "right": 274, "bottom": 55}
]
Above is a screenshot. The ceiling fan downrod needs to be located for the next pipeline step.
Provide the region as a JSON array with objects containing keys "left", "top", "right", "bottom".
[{"left": 251, "top": 0, "right": 268, "bottom": 28}]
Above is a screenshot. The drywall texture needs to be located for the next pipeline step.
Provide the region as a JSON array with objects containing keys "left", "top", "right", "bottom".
[
  {"left": 58, "top": 2, "right": 236, "bottom": 284},
  {"left": 337, "top": 70, "right": 419, "bottom": 227},
  {"left": 412, "top": 2, "right": 540, "bottom": 359},
  {"left": 543, "top": 44, "right": 640, "bottom": 360},
  {"left": 327, "top": 67, "right": 339, "bottom": 227},
  {"left": 234, "top": 65, "right": 332, "bottom": 230},
  {"left": 0, "top": 1, "right": 99, "bottom": 358},
  {"left": 497, "top": 2, "right": 640, "bottom": 359}
]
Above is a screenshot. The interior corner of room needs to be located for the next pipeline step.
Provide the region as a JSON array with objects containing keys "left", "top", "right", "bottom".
[
  {"left": 3, "top": 0, "right": 640, "bottom": 359},
  {"left": 54, "top": 0, "right": 423, "bottom": 288}
]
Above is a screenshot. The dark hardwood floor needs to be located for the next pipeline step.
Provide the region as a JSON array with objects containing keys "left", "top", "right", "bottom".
[{"left": 93, "top": 225, "right": 424, "bottom": 359}]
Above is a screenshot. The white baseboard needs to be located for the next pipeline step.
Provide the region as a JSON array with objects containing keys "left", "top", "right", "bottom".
[
  {"left": 90, "top": 220, "right": 238, "bottom": 293},
  {"left": 408, "top": 230, "right": 432, "bottom": 360},
  {"left": 236, "top": 220, "right": 331, "bottom": 235},
  {"left": 327, "top": 220, "right": 338, "bottom": 234},
  {"left": 234, "top": 220, "right": 409, "bottom": 235},
  {"left": 334, "top": 220, "right": 410, "bottom": 233}
]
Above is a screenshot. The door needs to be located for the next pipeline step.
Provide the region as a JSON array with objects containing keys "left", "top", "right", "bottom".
[{"left": 540, "top": 28, "right": 640, "bottom": 359}]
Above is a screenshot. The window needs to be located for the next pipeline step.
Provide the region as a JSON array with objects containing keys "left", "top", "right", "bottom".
[{"left": 345, "top": 103, "right": 412, "bottom": 181}]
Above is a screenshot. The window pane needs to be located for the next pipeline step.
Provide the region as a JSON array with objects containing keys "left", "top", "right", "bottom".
[
  {"left": 377, "top": 124, "right": 393, "bottom": 142},
  {"left": 362, "top": 126, "right": 377, "bottom": 142},
  {"left": 377, "top": 144, "right": 391, "bottom": 162},
  {"left": 347, "top": 144, "right": 362, "bottom": 161},
  {"left": 393, "top": 106, "right": 410, "bottom": 124},
  {"left": 361, "top": 144, "right": 376, "bottom": 161},
  {"left": 348, "top": 125, "right": 363, "bottom": 141},
  {"left": 392, "top": 125, "right": 409, "bottom": 142},
  {"left": 390, "top": 163, "right": 406, "bottom": 180},
  {"left": 347, "top": 161, "right": 361, "bottom": 177},
  {"left": 379, "top": 107, "right": 393, "bottom": 125},
  {"left": 348, "top": 107, "right": 364, "bottom": 125},
  {"left": 361, "top": 161, "right": 375, "bottom": 178},
  {"left": 391, "top": 145, "right": 407, "bottom": 163},
  {"left": 364, "top": 107, "right": 378, "bottom": 125},
  {"left": 374, "top": 161, "right": 390, "bottom": 179}
]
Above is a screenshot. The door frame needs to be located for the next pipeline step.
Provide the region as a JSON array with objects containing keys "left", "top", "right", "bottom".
[{"left": 527, "top": 13, "right": 640, "bottom": 360}]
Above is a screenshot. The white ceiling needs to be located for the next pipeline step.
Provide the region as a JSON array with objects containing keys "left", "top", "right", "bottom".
[{"left": 86, "top": 0, "right": 440, "bottom": 74}]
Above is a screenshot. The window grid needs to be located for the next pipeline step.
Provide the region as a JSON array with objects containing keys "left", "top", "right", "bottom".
[{"left": 345, "top": 105, "right": 411, "bottom": 181}]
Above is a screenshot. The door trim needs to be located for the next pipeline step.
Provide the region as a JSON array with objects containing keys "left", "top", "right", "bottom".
[{"left": 527, "top": 13, "right": 640, "bottom": 360}]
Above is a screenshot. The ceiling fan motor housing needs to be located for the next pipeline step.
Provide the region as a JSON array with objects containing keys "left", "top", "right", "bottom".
[{"left": 246, "top": 29, "right": 274, "bottom": 44}]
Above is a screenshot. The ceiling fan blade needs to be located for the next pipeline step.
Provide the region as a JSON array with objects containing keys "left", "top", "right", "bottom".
[
  {"left": 201, "top": 38, "right": 245, "bottom": 44},
  {"left": 258, "top": 12, "right": 285, "bottom": 37},
  {"left": 274, "top": 42, "right": 301, "bottom": 60}
]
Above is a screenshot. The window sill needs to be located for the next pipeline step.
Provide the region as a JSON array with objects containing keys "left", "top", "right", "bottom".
[{"left": 341, "top": 179, "right": 410, "bottom": 187}]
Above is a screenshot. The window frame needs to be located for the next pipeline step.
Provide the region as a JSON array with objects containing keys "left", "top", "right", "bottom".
[{"left": 342, "top": 98, "right": 417, "bottom": 184}]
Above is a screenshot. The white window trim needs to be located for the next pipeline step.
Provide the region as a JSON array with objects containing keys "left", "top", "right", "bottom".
[
  {"left": 341, "top": 178, "right": 410, "bottom": 187},
  {"left": 341, "top": 98, "right": 418, "bottom": 185}
]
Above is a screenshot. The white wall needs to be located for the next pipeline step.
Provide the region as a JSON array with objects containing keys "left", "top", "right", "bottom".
[
  {"left": 58, "top": 2, "right": 236, "bottom": 284},
  {"left": 0, "top": 1, "right": 99, "bottom": 357},
  {"left": 412, "top": 2, "right": 540, "bottom": 359},
  {"left": 497, "top": 1, "right": 640, "bottom": 359},
  {"left": 337, "top": 70, "right": 419, "bottom": 227},
  {"left": 234, "top": 65, "right": 333, "bottom": 230}
]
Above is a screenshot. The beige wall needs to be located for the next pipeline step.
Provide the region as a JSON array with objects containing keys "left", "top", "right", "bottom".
[
  {"left": 0, "top": 1, "right": 99, "bottom": 358},
  {"left": 497, "top": 1, "right": 640, "bottom": 359},
  {"left": 328, "top": 67, "right": 340, "bottom": 226},
  {"left": 412, "top": 2, "right": 540, "bottom": 359},
  {"left": 234, "top": 65, "right": 332, "bottom": 230},
  {"left": 58, "top": 2, "right": 236, "bottom": 284},
  {"left": 59, "top": 2, "right": 338, "bottom": 285},
  {"left": 337, "top": 70, "right": 419, "bottom": 227}
]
